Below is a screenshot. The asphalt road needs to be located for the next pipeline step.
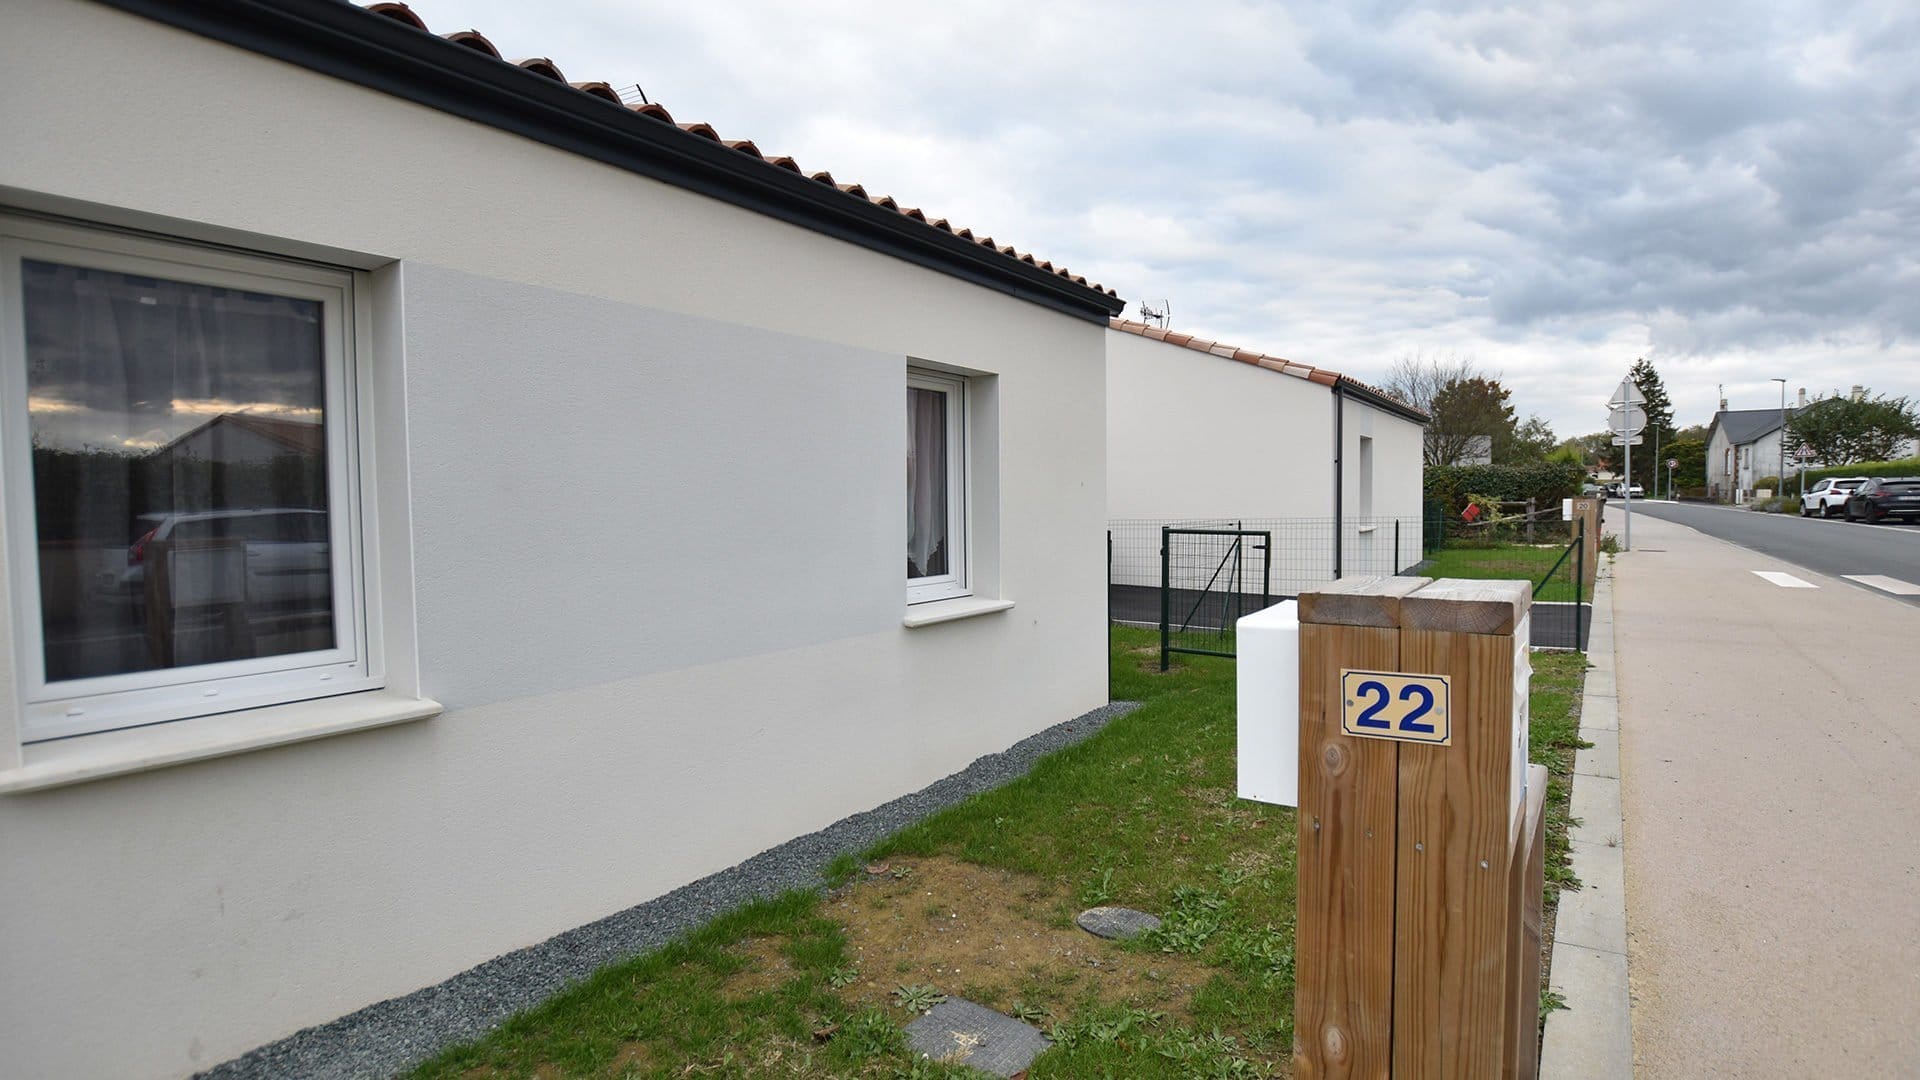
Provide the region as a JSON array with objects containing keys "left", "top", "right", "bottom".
[{"left": 1611, "top": 499, "right": 1920, "bottom": 606}]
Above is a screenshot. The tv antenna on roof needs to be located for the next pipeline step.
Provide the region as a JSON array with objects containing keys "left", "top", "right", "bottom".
[
  {"left": 1139, "top": 300, "right": 1170, "bottom": 329},
  {"left": 616, "top": 84, "right": 652, "bottom": 106}
]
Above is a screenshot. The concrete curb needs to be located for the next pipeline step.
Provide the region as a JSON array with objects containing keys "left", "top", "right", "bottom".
[{"left": 1540, "top": 559, "right": 1634, "bottom": 1078}]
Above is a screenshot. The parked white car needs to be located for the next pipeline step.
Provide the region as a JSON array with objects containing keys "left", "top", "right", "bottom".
[{"left": 1802, "top": 476, "right": 1868, "bottom": 518}]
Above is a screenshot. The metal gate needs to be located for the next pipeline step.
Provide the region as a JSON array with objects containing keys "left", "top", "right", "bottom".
[{"left": 1160, "top": 526, "right": 1272, "bottom": 668}]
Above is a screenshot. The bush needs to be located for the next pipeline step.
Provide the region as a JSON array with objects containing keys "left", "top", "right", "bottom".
[
  {"left": 1423, "top": 462, "right": 1585, "bottom": 519},
  {"left": 1799, "top": 456, "right": 1920, "bottom": 487},
  {"left": 1752, "top": 496, "right": 1801, "bottom": 515},
  {"left": 1678, "top": 486, "right": 1709, "bottom": 501}
]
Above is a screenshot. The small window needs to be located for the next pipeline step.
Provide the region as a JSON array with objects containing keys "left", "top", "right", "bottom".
[
  {"left": 906, "top": 368, "right": 967, "bottom": 604},
  {"left": 1, "top": 216, "right": 377, "bottom": 740}
]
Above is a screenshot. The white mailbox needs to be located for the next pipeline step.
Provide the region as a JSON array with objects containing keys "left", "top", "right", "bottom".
[{"left": 1235, "top": 600, "right": 1299, "bottom": 807}]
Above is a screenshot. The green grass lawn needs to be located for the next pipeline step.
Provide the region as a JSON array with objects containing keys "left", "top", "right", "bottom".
[
  {"left": 410, "top": 629, "right": 1587, "bottom": 1079},
  {"left": 1420, "top": 541, "right": 1589, "bottom": 603}
]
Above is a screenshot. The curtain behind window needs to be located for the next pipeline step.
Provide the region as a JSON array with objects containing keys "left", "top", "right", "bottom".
[{"left": 907, "top": 386, "right": 947, "bottom": 578}]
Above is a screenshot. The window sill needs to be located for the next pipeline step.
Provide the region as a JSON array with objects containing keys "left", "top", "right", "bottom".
[
  {"left": 0, "top": 690, "right": 442, "bottom": 795},
  {"left": 902, "top": 596, "right": 1015, "bottom": 628}
]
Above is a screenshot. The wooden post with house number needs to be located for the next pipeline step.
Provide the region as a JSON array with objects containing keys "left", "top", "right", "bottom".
[
  {"left": 1292, "top": 576, "right": 1546, "bottom": 1079},
  {"left": 1569, "top": 497, "right": 1601, "bottom": 591}
]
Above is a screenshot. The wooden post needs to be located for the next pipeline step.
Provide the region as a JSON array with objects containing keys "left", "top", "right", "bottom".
[
  {"left": 1568, "top": 498, "right": 1601, "bottom": 590},
  {"left": 1294, "top": 576, "right": 1542, "bottom": 1079},
  {"left": 1294, "top": 575, "right": 1430, "bottom": 1077}
]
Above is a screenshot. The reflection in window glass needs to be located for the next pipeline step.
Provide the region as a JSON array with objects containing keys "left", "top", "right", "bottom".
[
  {"left": 22, "top": 260, "right": 334, "bottom": 681},
  {"left": 906, "top": 385, "right": 948, "bottom": 578}
]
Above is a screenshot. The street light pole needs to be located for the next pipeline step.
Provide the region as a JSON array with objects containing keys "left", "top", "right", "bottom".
[{"left": 1772, "top": 377, "right": 1787, "bottom": 496}]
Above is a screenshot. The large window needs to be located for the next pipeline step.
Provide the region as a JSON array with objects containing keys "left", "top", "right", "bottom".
[
  {"left": 1, "top": 216, "right": 376, "bottom": 741},
  {"left": 907, "top": 368, "right": 967, "bottom": 604}
]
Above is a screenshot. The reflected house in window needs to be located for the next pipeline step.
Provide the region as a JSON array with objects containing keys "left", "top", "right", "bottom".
[{"left": 0, "top": 4, "right": 1126, "bottom": 1078}]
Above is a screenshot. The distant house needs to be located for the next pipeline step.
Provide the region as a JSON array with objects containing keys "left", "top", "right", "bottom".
[
  {"left": 1449, "top": 434, "right": 1494, "bottom": 466},
  {"left": 1105, "top": 319, "right": 1428, "bottom": 595},
  {"left": 1706, "top": 408, "right": 1796, "bottom": 501},
  {"left": 0, "top": 3, "right": 1126, "bottom": 1077},
  {"left": 152, "top": 411, "right": 324, "bottom": 467}
]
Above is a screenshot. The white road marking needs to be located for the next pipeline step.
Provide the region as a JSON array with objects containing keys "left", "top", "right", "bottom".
[
  {"left": 1751, "top": 570, "right": 1818, "bottom": 588},
  {"left": 1841, "top": 574, "right": 1920, "bottom": 596}
]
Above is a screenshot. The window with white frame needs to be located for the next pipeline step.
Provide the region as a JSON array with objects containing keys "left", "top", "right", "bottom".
[
  {"left": 906, "top": 368, "right": 967, "bottom": 604},
  {"left": 1, "top": 215, "right": 379, "bottom": 741}
]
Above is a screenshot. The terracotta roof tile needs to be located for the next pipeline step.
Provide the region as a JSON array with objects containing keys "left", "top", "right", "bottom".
[
  {"left": 571, "top": 81, "right": 622, "bottom": 104},
  {"left": 1109, "top": 319, "right": 1426, "bottom": 422},
  {"left": 346, "top": 4, "right": 1118, "bottom": 301},
  {"left": 443, "top": 30, "right": 500, "bottom": 58},
  {"left": 367, "top": 2, "right": 427, "bottom": 30},
  {"left": 516, "top": 58, "right": 566, "bottom": 82}
]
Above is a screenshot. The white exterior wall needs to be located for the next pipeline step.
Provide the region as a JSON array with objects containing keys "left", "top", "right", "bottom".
[
  {"left": 1338, "top": 397, "right": 1426, "bottom": 578},
  {"left": 1105, "top": 330, "right": 1424, "bottom": 596},
  {"left": 0, "top": 5, "right": 1109, "bottom": 1078},
  {"left": 1106, "top": 330, "right": 1335, "bottom": 522}
]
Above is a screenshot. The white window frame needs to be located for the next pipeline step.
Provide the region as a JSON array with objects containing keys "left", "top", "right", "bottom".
[
  {"left": 906, "top": 368, "right": 969, "bottom": 605},
  {"left": 0, "top": 215, "right": 382, "bottom": 742}
]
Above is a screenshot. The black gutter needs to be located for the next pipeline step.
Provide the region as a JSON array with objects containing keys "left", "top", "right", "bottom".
[
  {"left": 93, "top": 0, "right": 1126, "bottom": 324},
  {"left": 1332, "top": 382, "right": 1345, "bottom": 580},
  {"left": 1336, "top": 375, "right": 1429, "bottom": 425}
]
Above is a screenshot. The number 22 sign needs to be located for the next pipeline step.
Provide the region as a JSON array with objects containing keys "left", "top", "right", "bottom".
[{"left": 1340, "top": 670, "right": 1451, "bottom": 746}]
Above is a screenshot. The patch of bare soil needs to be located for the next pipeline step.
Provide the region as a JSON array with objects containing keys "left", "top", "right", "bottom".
[
  {"left": 722, "top": 935, "right": 799, "bottom": 998},
  {"left": 829, "top": 856, "right": 1213, "bottom": 1024}
]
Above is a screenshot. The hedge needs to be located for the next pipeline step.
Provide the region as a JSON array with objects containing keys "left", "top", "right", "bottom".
[
  {"left": 1423, "top": 462, "right": 1586, "bottom": 518},
  {"left": 1799, "top": 456, "right": 1920, "bottom": 486}
]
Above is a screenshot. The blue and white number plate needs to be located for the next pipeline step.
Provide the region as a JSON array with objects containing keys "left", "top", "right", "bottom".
[{"left": 1340, "top": 670, "right": 1452, "bottom": 746}]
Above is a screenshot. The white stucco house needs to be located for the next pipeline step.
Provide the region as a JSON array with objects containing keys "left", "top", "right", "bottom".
[
  {"left": 1105, "top": 320, "right": 1428, "bottom": 598},
  {"left": 1706, "top": 407, "right": 1795, "bottom": 501},
  {"left": 0, "top": 3, "right": 1127, "bottom": 1077}
]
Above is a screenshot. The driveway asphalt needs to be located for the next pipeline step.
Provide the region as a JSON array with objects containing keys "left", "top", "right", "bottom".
[
  {"left": 1611, "top": 512, "right": 1920, "bottom": 1077},
  {"left": 1616, "top": 499, "right": 1920, "bottom": 607}
]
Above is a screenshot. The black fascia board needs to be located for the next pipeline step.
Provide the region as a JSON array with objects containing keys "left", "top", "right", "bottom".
[
  {"left": 1336, "top": 376, "right": 1429, "bottom": 425},
  {"left": 93, "top": 0, "right": 1126, "bottom": 323}
]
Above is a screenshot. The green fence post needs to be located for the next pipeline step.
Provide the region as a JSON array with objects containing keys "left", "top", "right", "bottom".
[{"left": 1160, "top": 525, "right": 1171, "bottom": 672}]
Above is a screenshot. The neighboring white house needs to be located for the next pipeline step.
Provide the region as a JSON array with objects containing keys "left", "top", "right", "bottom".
[
  {"left": 1706, "top": 407, "right": 1795, "bottom": 501},
  {"left": 1105, "top": 319, "right": 1428, "bottom": 597},
  {"left": 0, "top": 3, "right": 1126, "bottom": 1077}
]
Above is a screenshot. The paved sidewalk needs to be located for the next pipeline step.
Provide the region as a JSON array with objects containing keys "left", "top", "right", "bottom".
[
  {"left": 1540, "top": 558, "right": 1633, "bottom": 1078},
  {"left": 1612, "top": 513, "right": 1920, "bottom": 1077}
]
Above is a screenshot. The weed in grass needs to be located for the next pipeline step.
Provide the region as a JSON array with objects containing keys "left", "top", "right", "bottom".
[
  {"left": 1078, "top": 866, "right": 1118, "bottom": 907},
  {"left": 1540, "top": 987, "right": 1569, "bottom": 1021},
  {"left": 1142, "top": 885, "right": 1231, "bottom": 954},
  {"left": 1010, "top": 999, "right": 1051, "bottom": 1024},
  {"left": 836, "top": 1005, "right": 903, "bottom": 1060},
  {"left": 892, "top": 983, "right": 947, "bottom": 1014},
  {"left": 1048, "top": 1004, "right": 1166, "bottom": 1049},
  {"left": 826, "top": 964, "right": 859, "bottom": 989}
]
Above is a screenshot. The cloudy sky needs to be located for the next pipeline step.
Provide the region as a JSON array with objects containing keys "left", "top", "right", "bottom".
[{"left": 405, "top": 0, "right": 1919, "bottom": 441}]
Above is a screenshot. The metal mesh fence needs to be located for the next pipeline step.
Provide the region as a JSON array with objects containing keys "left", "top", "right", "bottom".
[{"left": 1108, "top": 516, "right": 1426, "bottom": 645}]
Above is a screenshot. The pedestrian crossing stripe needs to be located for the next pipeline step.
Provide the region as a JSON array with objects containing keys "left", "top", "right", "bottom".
[
  {"left": 1751, "top": 571, "right": 1817, "bottom": 588},
  {"left": 1841, "top": 574, "right": 1920, "bottom": 596}
]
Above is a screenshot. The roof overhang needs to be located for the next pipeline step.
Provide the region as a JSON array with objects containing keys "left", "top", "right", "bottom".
[{"left": 95, "top": 0, "right": 1127, "bottom": 324}]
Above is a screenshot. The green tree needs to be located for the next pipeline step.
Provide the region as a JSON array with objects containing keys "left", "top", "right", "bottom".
[
  {"left": 1665, "top": 437, "right": 1706, "bottom": 489},
  {"left": 1498, "top": 415, "right": 1557, "bottom": 464},
  {"left": 1427, "top": 376, "right": 1518, "bottom": 466},
  {"left": 1785, "top": 391, "right": 1920, "bottom": 465},
  {"left": 1626, "top": 358, "right": 1676, "bottom": 490}
]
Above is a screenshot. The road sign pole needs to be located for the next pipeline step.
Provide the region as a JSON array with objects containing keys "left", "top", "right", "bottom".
[{"left": 1623, "top": 436, "right": 1632, "bottom": 550}]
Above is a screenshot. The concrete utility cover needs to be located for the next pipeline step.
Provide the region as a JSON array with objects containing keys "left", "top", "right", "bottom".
[
  {"left": 904, "top": 998, "right": 1050, "bottom": 1076},
  {"left": 1075, "top": 906, "right": 1162, "bottom": 940}
]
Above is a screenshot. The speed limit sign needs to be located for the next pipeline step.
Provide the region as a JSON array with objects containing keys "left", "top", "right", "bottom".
[{"left": 1667, "top": 458, "right": 1678, "bottom": 469}]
